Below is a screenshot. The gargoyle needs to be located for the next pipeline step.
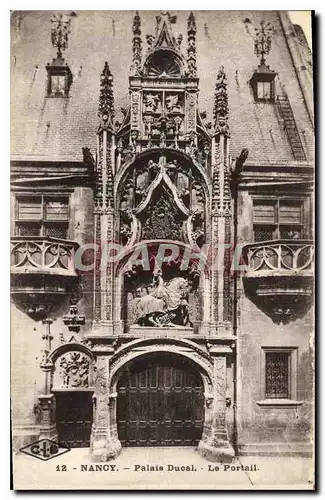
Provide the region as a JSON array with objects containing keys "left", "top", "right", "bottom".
[{"left": 231, "top": 148, "right": 249, "bottom": 176}]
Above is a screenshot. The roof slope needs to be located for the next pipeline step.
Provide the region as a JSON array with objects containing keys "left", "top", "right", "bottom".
[{"left": 11, "top": 10, "right": 314, "bottom": 164}]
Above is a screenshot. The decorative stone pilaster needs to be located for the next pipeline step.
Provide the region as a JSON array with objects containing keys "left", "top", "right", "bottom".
[
  {"left": 90, "top": 350, "right": 121, "bottom": 461},
  {"left": 210, "top": 66, "right": 233, "bottom": 334},
  {"left": 198, "top": 348, "right": 234, "bottom": 462},
  {"left": 130, "top": 89, "right": 141, "bottom": 135},
  {"left": 185, "top": 91, "right": 197, "bottom": 137},
  {"left": 38, "top": 319, "right": 58, "bottom": 442},
  {"left": 93, "top": 62, "right": 116, "bottom": 335}
]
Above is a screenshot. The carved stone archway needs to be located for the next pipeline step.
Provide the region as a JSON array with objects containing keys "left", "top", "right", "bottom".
[{"left": 90, "top": 338, "right": 235, "bottom": 462}]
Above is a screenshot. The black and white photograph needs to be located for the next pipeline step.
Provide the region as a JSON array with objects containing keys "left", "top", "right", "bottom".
[{"left": 10, "top": 9, "right": 315, "bottom": 490}]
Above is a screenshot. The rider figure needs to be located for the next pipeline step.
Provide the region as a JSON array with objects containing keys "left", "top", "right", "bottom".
[
  {"left": 150, "top": 270, "right": 169, "bottom": 304},
  {"left": 149, "top": 269, "right": 174, "bottom": 326}
]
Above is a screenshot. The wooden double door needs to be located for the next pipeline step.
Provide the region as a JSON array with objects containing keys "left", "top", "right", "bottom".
[
  {"left": 117, "top": 354, "right": 204, "bottom": 446},
  {"left": 55, "top": 391, "right": 93, "bottom": 448}
]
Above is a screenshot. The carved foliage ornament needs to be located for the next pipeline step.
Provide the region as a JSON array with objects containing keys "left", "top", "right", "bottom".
[
  {"left": 92, "top": 356, "right": 109, "bottom": 426},
  {"left": 94, "top": 357, "right": 108, "bottom": 396},
  {"left": 98, "top": 62, "right": 114, "bottom": 127},
  {"left": 187, "top": 12, "right": 197, "bottom": 77},
  {"left": 131, "top": 11, "right": 142, "bottom": 72},
  {"left": 213, "top": 66, "right": 229, "bottom": 136}
]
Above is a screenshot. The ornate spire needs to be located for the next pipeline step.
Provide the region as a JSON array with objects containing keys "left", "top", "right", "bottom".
[
  {"left": 131, "top": 11, "right": 142, "bottom": 73},
  {"left": 50, "top": 14, "right": 71, "bottom": 60},
  {"left": 187, "top": 12, "right": 197, "bottom": 77},
  {"left": 98, "top": 62, "right": 115, "bottom": 131},
  {"left": 213, "top": 66, "right": 229, "bottom": 136}
]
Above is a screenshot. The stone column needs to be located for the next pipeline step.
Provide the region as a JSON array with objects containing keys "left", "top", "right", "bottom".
[
  {"left": 90, "top": 349, "right": 121, "bottom": 461},
  {"left": 198, "top": 348, "right": 234, "bottom": 462},
  {"left": 38, "top": 319, "right": 58, "bottom": 442}
]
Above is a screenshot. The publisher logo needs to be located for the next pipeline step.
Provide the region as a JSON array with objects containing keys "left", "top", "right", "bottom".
[{"left": 19, "top": 439, "right": 70, "bottom": 461}]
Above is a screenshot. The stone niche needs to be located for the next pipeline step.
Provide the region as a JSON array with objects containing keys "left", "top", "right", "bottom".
[{"left": 122, "top": 261, "right": 202, "bottom": 334}]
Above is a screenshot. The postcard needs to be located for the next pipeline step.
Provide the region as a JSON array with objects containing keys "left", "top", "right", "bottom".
[{"left": 11, "top": 10, "right": 314, "bottom": 490}]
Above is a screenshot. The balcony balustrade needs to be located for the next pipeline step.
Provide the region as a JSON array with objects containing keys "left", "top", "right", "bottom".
[
  {"left": 11, "top": 237, "right": 80, "bottom": 320},
  {"left": 242, "top": 240, "right": 314, "bottom": 324},
  {"left": 11, "top": 237, "right": 79, "bottom": 277},
  {"left": 243, "top": 240, "right": 314, "bottom": 278}
]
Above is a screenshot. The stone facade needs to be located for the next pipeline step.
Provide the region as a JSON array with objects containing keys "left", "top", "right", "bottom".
[{"left": 11, "top": 11, "right": 314, "bottom": 460}]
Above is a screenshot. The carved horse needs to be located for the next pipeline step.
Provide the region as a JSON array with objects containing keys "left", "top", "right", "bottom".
[{"left": 131, "top": 276, "right": 192, "bottom": 327}]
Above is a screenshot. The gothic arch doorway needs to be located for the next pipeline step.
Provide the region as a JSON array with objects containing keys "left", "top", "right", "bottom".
[{"left": 116, "top": 352, "right": 204, "bottom": 446}]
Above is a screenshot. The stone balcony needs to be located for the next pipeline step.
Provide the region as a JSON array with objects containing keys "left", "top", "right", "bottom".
[
  {"left": 242, "top": 240, "right": 314, "bottom": 324},
  {"left": 11, "top": 237, "right": 80, "bottom": 320},
  {"left": 243, "top": 239, "right": 314, "bottom": 277}
]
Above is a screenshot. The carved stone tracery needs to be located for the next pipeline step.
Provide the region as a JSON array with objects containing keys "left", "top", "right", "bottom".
[{"left": 117, "top": 154, "right": 206, "bottom": 248}]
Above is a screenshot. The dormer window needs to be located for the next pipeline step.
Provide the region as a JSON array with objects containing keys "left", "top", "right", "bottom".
[
  {"left": 250, "top": 63, "right": 276, "bottom": 103},
  {"left": 46, "top": 58, "right": 72, "bottom": 97},
  {"left": 46, "top": 14, "right": 73, "bottom": 97},
  {"left": 250, "top": 20, "right": 276, "bottom": 103}
]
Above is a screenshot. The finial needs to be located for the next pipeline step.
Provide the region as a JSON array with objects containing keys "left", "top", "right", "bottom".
[
  {"left": 50, "top": 13, "right": 71, "bottom": 60},
  {"left": 254, "top": 20, "right": 273, "bottom": 66},
  {"left": 187, "top": 11, "right": 197, "bottom": 77},
  {"left": 213, "top": 66, "right": 229, "bottom": 135},
  {"left": 98, "top": 62, "right": 115, "bottom": 130},
  {"left": 132, "top": 11, "right": 142, "bottom": 73}
]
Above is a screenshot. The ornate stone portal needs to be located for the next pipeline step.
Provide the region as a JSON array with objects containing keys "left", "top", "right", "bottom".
[{"left": 39, "top": 11, "right": 236, "bottom": 463}]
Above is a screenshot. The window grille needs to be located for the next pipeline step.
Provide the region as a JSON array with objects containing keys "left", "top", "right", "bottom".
[
  {"left": 265, "top": 352, "right": 290, "bottom": 399},
  {"left": 253, "top": 226, "right": 274, "bottom": 242}
]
